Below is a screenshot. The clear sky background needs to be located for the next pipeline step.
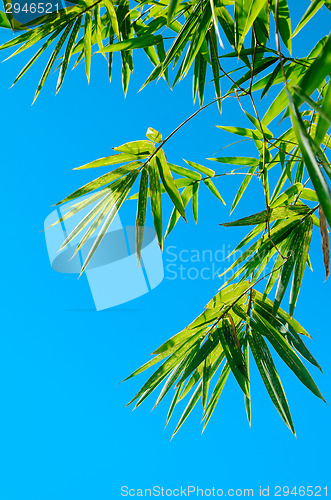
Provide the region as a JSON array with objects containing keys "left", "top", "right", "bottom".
[{"left": 0, "top": 2, "right": 330, "bottom": 499}]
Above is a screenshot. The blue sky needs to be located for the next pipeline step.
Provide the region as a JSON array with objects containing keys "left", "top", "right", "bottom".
[{"left": 0, "top": 2, "right": 330, "bottom": 499}]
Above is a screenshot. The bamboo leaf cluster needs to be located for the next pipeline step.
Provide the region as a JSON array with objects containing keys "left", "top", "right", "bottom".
[{"left": 2, "top": 0, "right": 331, "bottom": 435}]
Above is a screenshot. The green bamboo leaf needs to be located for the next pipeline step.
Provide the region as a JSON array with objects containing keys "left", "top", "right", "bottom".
[
  {"left": 146, "top": 127, "right": 162, "bottom": 143},
  {"left": 1, "top": 20, "right": 46, "bottom": 52},
  {"left": 271, "top": 0, "right": 291, "bottom": 53},
  {"left": 0, "top": 15, "right": 57, "bottom": 52},
  {"left": 314, "top": 145, "right": 331, "bottom": 181},
  {"left": 206, "top": 281, "right": 250, "bottom": 309},
  {"left": 95, "top": 4, "right": 106, "bottom": 57},
  {"left": 71, "top": 193, "right": 121, "bottom": 258},
  {"left": 207, "top": 27, "right": 221, "bottom": 113},
  {"left": 221, "top": 205, "right": 310, "bottom": 227},
  {"left": 231, "top": 165, "right": 257, "bottom": 213},
  {"left": 263, "top": 248, "right": 287, "bottom": 298},
  {"left": 273, "top": 227, "right": 302, "bottom": 313},
  {"left": 128, "top": 177, "right": 192, "bottom": 200},
  {"left": 236, "top": 0, "right": 268, "bottom": 53},
  {"left": 217, "top": 6, "right": 250, "bottom": 67},
  {"left": 216, "top": 318, "right": 249, "bottom": 397},
  {"left": 172, "top": 381, "right": 202, "bottom": 437},
  {"left": 292, "top": 85, "right": 331, "bottom": 127},
  {"left": 160, "top": 0, "right": 207, "bottom": 78},
  {"left": 198, "top": 52, "right": 207, "bottom": 106},
  {"left": 179, "top": 345, "right": 224, "bottom": 402},
  {"left": 319, "top": 206, "right": 330, "bottom": 280},
  {"left": 289, "top": 218, "right": 313, "bottom": 315},
  {"left": 169, "top": 163, "right": 202, "bottom": 180},
  {"left": 33, "top": 22, "right": 74, "bottom": 102},
  {"left": 184, "top": 160, "right": 215, "bottom": 177},
  {"left": 229, "top": 56, "right": 278, "bottom": 92},
  {"left": 202, "top": 356, "right": 211, "bottom": 410},
  {"left": 59, "top": 190, "right": 115, "bottom": 250},
  {"left": 153, "top": 308, "right": 220, "bottom": 356},
  {"left": 156, "top": 150, "right": 186, "bottom": 221},
  {"left": 243, "top": 338, "right": 251, "bottom": 425},
  {"left": 209, "top": 0, "right": 223, "bottom": 49},
  {"left": 0, "top": 9, "right": 12, "bottom": 29},
  {"left": 80, "top": 170, "right": 139, "bottom": 274},
  {"left": 108, "top": 30, "right": 114, "bottom": 80},
  {"left": 114, "top": 140, "right": 154, "bottom": 155},
  {"left": 149, "top": 156, "right": 163, "bottom": 250},
  {"left": 74, "top": 153, "right": 143, "bottom": 170},
  {"left": 84, "top": 9, "right": 92, "bottom": 82},
  {"left": 103, "top": 0, "right": 120, "bottom": 38},
  {"left": 259, "top": 61, "right": 281, "bottom": 98},
  {"left": 248, "top": 328, "right": 295, "bottom": 434},
  {"left": 2, "top": 0, "right": 14, "bottom": 30},
  {"left": 228, "top": 224, "right": 264, "bottom": 258},
  {"left": 11, "top": 27, "right": 63, "bottom": 87},
  {"left": 202, "top": 362, "right": 231, "bottom": 430},
  {"left": 124, "top": 350, "right": 173, "bottom": 383},
  {"left": 270, "top": 183, "right": 303, "bottom": 207},
  {"left": 167, "top": 0, "right": 180, "bottom": 25},
  {"left": 135, "top": 168, "right": 148, "bottom": 264},
  {"left": 316, "top": 81, "right": 331, "bottom": 145},
  {"left": 165, "top": 185, "right": 193, "bottom": 238},
  {"left": 209, "top": 157, "right": 259, "bottom": 167},
  {"left": 179, "top": 368, "right": 203, "bottom": 402},
  {"left": 101, "top": 34, "right": 163, "bottom": 53},
  {"left": 300, "top": 188, "right": 319, "bottom": 202},
  {"left": 295, "top": 161, "right": 305, "bottom": 184},
  {"left": 179, "top": 335, "right": 219, "bottom": 386},
  {"left": 252, "top": 300, "right": 321, "bottom": 370},
  {"left": 221, "top": 218, "right": 298, "bottom": 280},
  {"left": 121, "top": 53, "right": 131, "bottom": 96},
  {"left": 153, "top": 352, "right": 194, "bottom": 409},
  {"left": 192, "top": 183, "right": 199, "bottom": 223},
  {"left": 166, "top": 383, "right": 183, "bottom": 426},
  {"left": 244, "top": 111, "right": 273, "bottom": 139},
  {"left": 217, "top": 125, "right": 262, "bottom": 140},
  {"left": 128, "top": 330, "right": 203, "bottom": 406},
  {"left": 57, "top": 162, "right": 141, "bottom": 204},
  {"left": 287, "top": 90, "right": 331, "bottom": 227},
  {"left": 219, "top": 47, "right": 269, "bottom": 59},
  {"left": 292, "top": 0, "right": 324, "bottom": 37},
  {"left": 175, "top": 2, "right": 213, "bottom": 82},
  {"left": 203, "top": 178, "right": 225, "bottom": 204},
  {"left": 48, "top": 189, "right": 109, "bottom": 229},
  {"left": 56, "top": 16, "right": 82, "bottom": 93},
  {"left": 193, "top": 51, "right": 200, "bottom": 103},
  {"left": 295, "top": 34, "right": 331, "bottom": 103},
  {"left": 252, "top": 311, "right": 324, "bottom": 401},
  {"left": 262, "top": 66, "right": 304, "bottom": 125},
  {"left": 253, "top": 290, "right": 312, "bottom": 338}
]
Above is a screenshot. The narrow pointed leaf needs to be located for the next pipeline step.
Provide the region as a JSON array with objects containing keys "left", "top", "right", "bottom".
[
  {"left": 156, "top": 150, "right": 186, "bottom": 220},
  {"left": 203, "top": 178, "right": 225, "bottom": 204},
  {"left": 149, "top": 156, "right": 163, "bottom": 250},
  {"left": 253, "top": 311, "right": 324, "bottom": 401},
  {"left": 216, "top": 318, "right": 249, "bottom": 397},
  {"left": 248, "top": 328, "right": 295, "bottom": 434},
  {"left": 319, "top": 206, "right": 330, "bottom": 280},
  {"left": 80, "top": 171, "right": 139, "bottom": 274},
  {"left": 289, "top": 218, "right": 313, "bottom": 315},
  {"left": 136, "top": 168, "right": 148, "bottom": 263}
]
